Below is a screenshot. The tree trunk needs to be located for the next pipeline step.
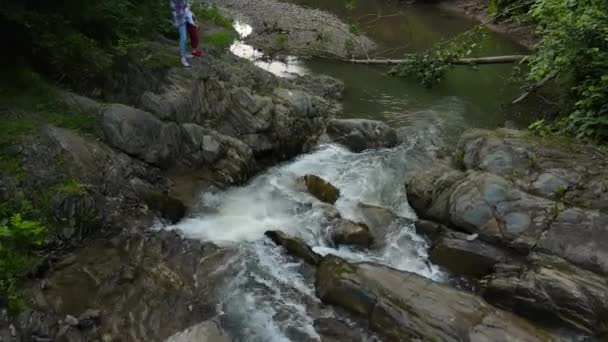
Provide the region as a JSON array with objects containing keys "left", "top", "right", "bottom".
[{"left": 345, "top": 55, "right": 528, "bottom": 65}]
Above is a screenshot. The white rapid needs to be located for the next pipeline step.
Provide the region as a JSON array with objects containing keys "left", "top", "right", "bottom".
[{"left": 166, "top": 140, "right": 446, "bottom": 341}]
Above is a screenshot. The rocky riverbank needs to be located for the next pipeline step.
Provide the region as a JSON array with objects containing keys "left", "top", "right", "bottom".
[
  {"left": 0, "top": 41, "right": 344, "bottom": 340},
  {"left": 216, "top": 0, "right": 375, "bottom": 58}
]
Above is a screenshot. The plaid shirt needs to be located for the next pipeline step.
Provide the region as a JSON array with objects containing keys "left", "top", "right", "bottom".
[{"left": 169, "top": 0, "right": 187, "bottom": 27}]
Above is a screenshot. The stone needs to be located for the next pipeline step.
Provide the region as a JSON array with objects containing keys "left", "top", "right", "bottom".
[
  {"left": 414, "top": 219, "right": 448, "bottom": 242},
  {"left": 315, "top": 255, "right": 554, "bottom": 341},
  {"left": 164, "top": 320, "right": 231, "bottom": 342},
  {"left": 138, "top": 188, "right": 187, "bottom": 224},
  {"left": 430, "top": 232, "right": 517, "bottom": 278},
  {"left": 313, "top": 318, "right": 363, "bottom": 342},
  {"left": 265, "top": 230, "right": 321, "bottom": 266},
  {"left": 302, "top": 175, "right": 340, "bottom": 205},
  {"left": 482, "top": 253, "right": 608, "bottom": 335},
  {"left": 354, "top": 203, "right": 414, "bottom": 244},
  {"left": 329, "top": 219, "right": 374, "bottom": 248},
  {"left": 324, "top": 119, "right": 398, "bottom": 153},
  {"left": 64, "top": 315, "right": 79, "bottom": 327}
]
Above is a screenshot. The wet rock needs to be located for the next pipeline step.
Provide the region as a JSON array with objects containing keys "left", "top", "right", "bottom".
[
  {"left": 313, "top": 318, "right": 363, "bottom": 342},
  {"left": 291, "top": 75, "right": 345, "bottom": 100},
  {"left": 101, "top": 103, "right": 182, "bottom": 167},
  {"left": 329, "top": 219, "right": 374, "bottom": 248},
  {"left": 414, "top": 219, "right": 448, "bottom": 242},
  {"left": 354, "top": 203, "right": 414, "bottom": 244},
  {"left": 15, "top": 231, "right": 238, "bottom": 341},
  {"left": 265, "top": 230, "right": 321, "bottom": 266},
  {"left": 136, "top": 187, "right": 187, "bottom": 224},
  {"left": 77, "top": 309, "right": 100, "bottom": 328},
  {"left": 324, "top": 119, "right": 398, "bottom": 153},
  {"left": 430, "top": 232, "right": 517, "bottom": 278},
  {"left": 482, "top": 253, "right": 608, "bottom": 335},
  {"left": 315, "top": 255, "right": 553, "bottom": 341},
  {"left": 302, "top": 175, "right": 340, "bottom": 205},
  {"left": 164, "top": 320, "right": 231, "bottom": 342},
  {"left": 407, "top": 168, "right": 608, "bottom": 274}
]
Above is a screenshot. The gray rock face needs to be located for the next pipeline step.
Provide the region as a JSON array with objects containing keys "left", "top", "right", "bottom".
[
  {"left": 313, "top": 318, "right": 363, "bottom": 342},
  {"left": 101, "top": 104, "right": 255, "bottom": 183},
  {"left": 406, "top": 128, "right": 608, "bottom": 336},
  {"left": 14, "top": 231, "right": 238, "bottom": 342},
  {"left": 137, "top": 54, "right": 336, "bottom": 161},
  {"left": 459, "top": 129, "right": 608, "bottom": 212},
  {"left": 324, "top": 119, "right": 398, "bottom": 153},
  {"left": 408, "top": 168, "right": 608, "bottom": 275},
  {"left": 315, "top": 255, "right": 554, "bottom": 342},
  {"left": 483, "top": 254, "right": 608, "bottom": 335}
]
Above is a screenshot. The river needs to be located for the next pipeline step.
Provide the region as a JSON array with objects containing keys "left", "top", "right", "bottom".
[{"left": 169, "top": 1, "right": 535, "bottom": 341}]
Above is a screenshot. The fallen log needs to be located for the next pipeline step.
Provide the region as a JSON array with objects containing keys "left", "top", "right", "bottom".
[{"left": 345, "top": 55, "right": 529, "bottom": 65}]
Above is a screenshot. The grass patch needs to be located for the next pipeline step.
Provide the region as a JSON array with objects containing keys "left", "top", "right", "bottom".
[
  {"left": 193, "top": 5, "right": 233, "bottom": 29},
  {"left": 203, "top": 31, "right": 235, "bottom": 49},
  {"left": 53, "top": 179, "right": 87, "bottom": 195}
]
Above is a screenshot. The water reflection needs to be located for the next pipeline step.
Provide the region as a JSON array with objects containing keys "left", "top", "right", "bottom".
[{"left": 230, "top": 21, "right": 308, "bottom": 78}]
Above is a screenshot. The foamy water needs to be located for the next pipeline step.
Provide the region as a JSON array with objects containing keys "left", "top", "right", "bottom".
[{"left": 165, "top": 142, "right": 444, "bottom": 341}]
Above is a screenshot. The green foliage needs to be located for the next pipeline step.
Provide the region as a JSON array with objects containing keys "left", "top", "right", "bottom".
[
  {"left": 53, "top": 179, "right": 87, "bottom": 195},
  {"left": 203, "top": 31, "right": 235, "bottom": 49},
  {"left": 528, "top": 0, "right": 608, "bottom": 141},
  {"left": 390, "top": 29, "right": 486, "bottom": 87},
  {"left": 0, "top": 212, "right": 46, "bottom": 314},
  {"left": 1, "top": 0, "right": 174, "bottom": 86},
  {"left": 273, "top": 34, "right": 289, "bottom": 51},
  {"left": 193, "top": 5, "right": 233, "bottom": 29}
]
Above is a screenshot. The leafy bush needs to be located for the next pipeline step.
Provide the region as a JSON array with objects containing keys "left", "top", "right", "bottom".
[
  {"left": 1, "top": 0, "right": 174, "bottom": 86},
  {"left": 528, "top": 0, "right": 608, "bottom": 140},
  {"left": 0, "top": 212, "right": 46, "bottom": 314}
]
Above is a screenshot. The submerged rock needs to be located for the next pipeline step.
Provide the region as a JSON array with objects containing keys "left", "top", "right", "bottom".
[
  {"left": 354, "top": 203, "right": 414, "bottom": 245},
  {"left": 329, "top": 219, "right": 374, "bottom": 248},
  {"left": 323, "top": 119, "right": 398, "bottom": 153},
  {"left": 302, "top": 175, "right": 340, "bottom": 205},
  {"left": 315, "top": 255, "right": 554, "bottom": 341},
  {"left": 265, "top": 230, "right": 321, "bottom": 266}
]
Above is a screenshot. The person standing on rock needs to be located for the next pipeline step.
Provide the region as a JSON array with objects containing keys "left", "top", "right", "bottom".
[{"left": 170, "top": 0, "right": 191, "bottom": 67}]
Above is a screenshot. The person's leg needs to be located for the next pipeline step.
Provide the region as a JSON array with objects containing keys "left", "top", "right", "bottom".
[
  {"left": 178, "top": 23, "right": 187, "bottom": 58},
  {"left": 187, "top": 24, "right": 196, "bottom": 50}
]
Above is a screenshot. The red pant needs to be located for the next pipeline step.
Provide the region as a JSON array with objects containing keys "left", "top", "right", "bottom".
[{"left": 187, "top": 23, "right": 199, "bottom": 50}]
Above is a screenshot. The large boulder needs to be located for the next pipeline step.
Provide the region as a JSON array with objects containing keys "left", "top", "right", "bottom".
[
  {"left": 137, "top": 53, "right": 336, "bottom": 161},
  {"left": 265, "top": 230, "right": 321, "bottom": 266},
  {"left": 323, "top": 119, "right": 398, "bottom": 153},
  {"left": 329, "top": 219, "right": 374, "bottom": 248},
  {"left": 459, "top": 129, "right": 608, "bottom": 212},
  {"left": 101, "top": 104, "right": 255, "bottom": 183},
  {"left": 482, "top": 253, "right": 608, "bottom": 336},
  {"left": 407, "top": 168, "right": 608, "bottom": 275},
  {"left": 302, "top": 175, "right": 340, "bottom": 205},
  {"left": 313, "top": 318, "right": 363, "bottom": 342},
  {"left": 430, "top": 231, "right": 518, "bottom": 278},
  {"left": 353, "top": 203, "right": 414, "bottom": 245},
  {"left": 315, "top": 255, "right": 554, "bottom": 341}
]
